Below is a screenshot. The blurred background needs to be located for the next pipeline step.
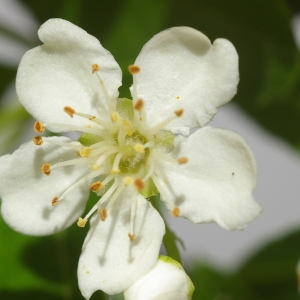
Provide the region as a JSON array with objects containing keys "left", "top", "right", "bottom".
[{"left": 0, "top": 0, "right": 300, "bottom": 299}]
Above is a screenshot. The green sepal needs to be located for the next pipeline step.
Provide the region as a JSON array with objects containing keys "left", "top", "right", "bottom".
[
  {"left": 78, "top": 133, "right": 102, "bottom": 146},
  {"left": 140, "top": 178, "right": 158, "bottom": 198},
  {"left": 116, "top": 98, "right": 134, "bottom": 121}
]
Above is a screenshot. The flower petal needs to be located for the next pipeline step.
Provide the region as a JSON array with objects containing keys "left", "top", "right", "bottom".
[
  {"left": 133, "top": 27, "right": 239, "bottom": 131},
  {"left": 158, "top": 127, "right": 261, "bottom": 230},
  {"left": 0, "top": 136, "right": 90, "bottom": 235},
  {"left": 124, "top": 256, "right": 194, "bottom": 300},
  {"left": 78, "top": 190, "right": 165, "bottom": 298},
  {"left": 16, "top": 19, "right": 122, "bottom": 131}
]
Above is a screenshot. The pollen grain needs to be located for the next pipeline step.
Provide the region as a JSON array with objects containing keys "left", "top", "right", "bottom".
[
  {"left": 128, "top": 233, "right": 136, "bottom": 242},
  {"left": 177, "top": 157, "right": 188, "bottom": 164},
  {"left": 174, "top": 109, "right": 184, "bottom": 117},
  {"left": 134, "top": 99, "right": 144, "bottom": 111}
]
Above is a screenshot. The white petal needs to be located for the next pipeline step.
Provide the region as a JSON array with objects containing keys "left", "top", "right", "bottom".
[
  {"left": 0, "top": 136, "right": 90, "bottom": 235},
  {"left": 78, "top": 191, "right": 165, "bottom": 298},
  {"left": 133, "top": 27, "right": 239, "bottom": 131},
  {"left": 158, "top": 127, "right": 261, "bottom": 230},
  {"left": 124, "top": 256, "right": 194, "bottom": 300},
  {"left": 16, "top": 18, "right": 122, "bottom": 131}
]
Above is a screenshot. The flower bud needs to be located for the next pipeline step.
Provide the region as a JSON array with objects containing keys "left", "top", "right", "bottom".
[{"left": 124, "top": 255, "right": 194, "bottom": 300}]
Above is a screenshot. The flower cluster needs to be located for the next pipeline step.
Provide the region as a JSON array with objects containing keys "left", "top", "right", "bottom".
[{"left": 0, "top": 19, "right": 261, "bottom": 298}]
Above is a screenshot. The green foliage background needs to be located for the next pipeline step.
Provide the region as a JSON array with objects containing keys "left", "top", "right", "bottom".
[{"left": 0, "top": 0, "right": 300, "bottom": 299}]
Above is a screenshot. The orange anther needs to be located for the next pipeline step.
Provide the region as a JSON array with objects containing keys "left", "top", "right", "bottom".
[
  {"left": 134, "top": 178, "right": 145, "bottom": 191},
  {"left": 134, "top": 99, "right": 144, "bottom": 111},
  {"left": 90, "top": 181, "right": 102, "bottom": 192},
  {"left": 128, "top": 65, "right": 140, "bottom": 74},
  {"left": 99, "top": 208, "right": 107, "bottom": 221},
  {"left": 33, "top": 136, "right": 43, "bottom": 146},
  {"left": 128, "top": 233, "right": 136, "bottom": 241},
  {"left": 51, "top": 196, "right": 60, "bottom": 206},
  {"left": 177, "top": 157, "right": 188, "bottom": 164},
  {"left": 41, "top": 163, "right": 51, "bottom": 175},
  {"left": 174, "top": 109, "right": 184, "bottom": 117},
  {"left": 34, "top": 121, "right": 45, "bottom": 133},
  {"left": 64, "top": 106, "right": 75, "bottom": 117},
  {"left": 171, "top": 207, "right": 180, "bottom": 217},
  {"left": 92, "top": 63, "right": 100, "bottom": 73}
]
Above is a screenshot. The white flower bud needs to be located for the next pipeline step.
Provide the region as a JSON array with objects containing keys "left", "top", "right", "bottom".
[{"left": 124, "top": 255, "right": 194, "bottom": 300}]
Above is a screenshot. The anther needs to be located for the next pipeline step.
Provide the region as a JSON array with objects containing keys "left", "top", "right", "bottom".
[
  {"left": 134, "top": 178, "right": 145, "bottom": 191},
  {"left": 177, "top": 157, "right": 188, "bottom": 164},
  {"left": 174, "top": 109, "right": 184, "bottom": 117},
  {"left": 41, "top": 163, "right": 51, "bottom": 175},
  {"left": 124, "top": 177, "right": 134, "bottom": 186},
  {"left": 128, "top": 65, "right": 140, "bottom": 74},
  {"left": 128, "top": 233, "right": 136, "bottom": 242},
  {"left": 33, "top": 136, "right": 43, "bottom": 146},
  {"left": 171, "top": 207, "right": 180, "bottom": 217},
  {"left": 34, "top": 121, "right": 45, "bottom": 133},
  {"left": 90, "top": 181, "right": 102, "bottom": 192},
  {"left": 110, "top": 112, "right": 120, "bottom": 123},
  {"left": 79, "top": 147, "right": 91, "bottom": 158},
  {"left": 77, "top": 217, "right": 88, "bottom": 227},
  {"left": 99, "top": 208, "right": 107, "bottom": 221},
  {"left": 51, "top": 196, "right": 60, "bottom": 206},
  {"left": 134, "top": 143, "right": 144, "bottom": 154},
  {"left": 92, "top": 63, "right": 100, "bottom": 74},
  {"left": 134, "top": 99, "right": 144, "bottom": 111},
  {"left": 63, "top": 106, "right": 75, "bottom": 117}
]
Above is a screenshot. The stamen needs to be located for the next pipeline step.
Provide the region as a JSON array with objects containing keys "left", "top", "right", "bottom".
[
  {"left": 77, "top": 217, "right": 88, "bottom": 227},
  {"left": 33, "top": 136, "right": 43, "bottom": 146},
  {"left": 51, "top": 196, "right": 60, "bottom": 206},
  {"left": 174, "top": 109, "right": 184, "bottom": 117},
  {"left": 43, "top": 139, "right": 83, "bottom": 150},
  {"left": 51, "top": 157, "right": 89, "bottom": 169},
  {"left": 71, "top": 110, "right": 113, "bottom": 129},
  {"left": 64, "top": 106, "right": 75, "bottom": 117},
  {"left": 90, "top": 181, "right": 102, "bottom": 192},
  {"left": 110, "top": 112, "right": 120, "bottom": 123},
  {"left": 129, "top": 193, "right": 138, "bottom": 242},
  {"left": 92, "top": 148, "right": 120, "bottom": 169},
  {"left": 134, "top": 99, "right": 144, "bottom": 111},
  {"left": 134, "top": 143, "right": 144, "bottom": 154},
  {"left": 111, "top": 152, "right": 123, "bottom": 174},
  {"left": 177, "top": 157, "right": 188, "bottom": 164},
  {"left": 41, "top": 163, "right": 51, "bottom": 175},
  {"left": 92, "top": 63, "right": 100, "bottom": 73},
  {"left": 99, "top": 208, "right": 107, "bottom": 221},
  {"left": 149, "top": 108, "right": 184, "bottom": 134},
  {"left": 79, "top": 147, "right": 91, "bottom": 158},
  {"left": 58, "top": 169, "right": 105, "bottom": 201},
  {"left": 134, "top": 178, "right": 145, "bottom": 191},
  {"left": 34, "top": 121, "right": 45, "bottom": 133},
  {"left": 171, "top": 207, "right": 180, "bottom": 217},
  {"left": 128, "top": 233, "right": 136, "bottom": 242},
  {"left": 45, "top": 123, "right": 104, "bottom": 136},
  {"left": 128, "top": 65, "right": 140, "bottom": 74},
  {"left": 93, "top": 69, "right": 115, "bottom": 112},
  {"left": 83, "top": 180, "right": 120, "bottom": 220}
]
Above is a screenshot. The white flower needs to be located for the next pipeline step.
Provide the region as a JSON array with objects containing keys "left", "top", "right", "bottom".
[
  {"left": 124, "top": 255, "right": 194, "bottom": 300},
  {"left": 0, "top": 19, "right": 261, "bottom": 298}
]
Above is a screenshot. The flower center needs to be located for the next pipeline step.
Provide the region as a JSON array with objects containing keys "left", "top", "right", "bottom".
[{"left": 32, "top": 63, "right": 187, "bottom": 241}]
